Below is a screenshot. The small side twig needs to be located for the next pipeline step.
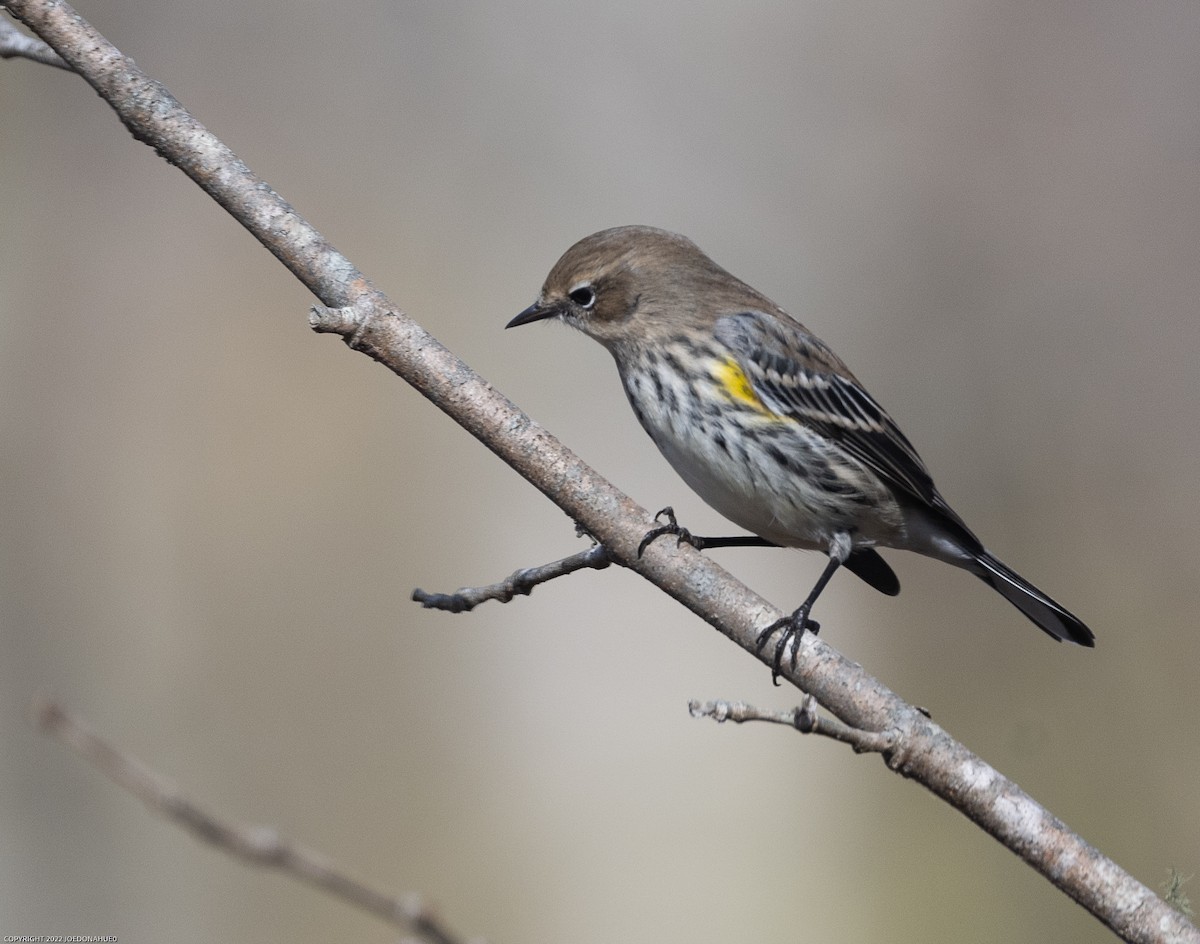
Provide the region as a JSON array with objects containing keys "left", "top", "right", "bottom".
[
  {"left": 0, "top": 18, "right": 71, "bottom": 69},
  {"left": 413, "top": 543, "right": 611, "bottom": 613},
  {"left": 689, "top": 696, "right": 899, "bottom": 755},
  {"left": 33, "top": 698, "right": 471, "bottom": 944}
]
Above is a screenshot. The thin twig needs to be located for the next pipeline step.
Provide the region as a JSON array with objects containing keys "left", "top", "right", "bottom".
[
  {"left": 413, "top": 544, "right": 611, "bottom": 612},
  {"left": 0, "top": 17, "right": 70, "bottom": 69},
  {"left": 33, "top": 698, "right": 472, "bottom": 944},
  {"left": 689, "top": 697, "right": 900, "bottom": 755}
]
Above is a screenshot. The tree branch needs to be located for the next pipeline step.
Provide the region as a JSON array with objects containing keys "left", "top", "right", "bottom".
[
  {"left": 0, "top": 17, "right": 70, "bottom": 68},
  {"left": 33, "top": 698, "right": 471, "bottom": 944},
  {"left": 412, "top": 542, "right": 612, "bottom": 613},
  {"left": 689, "top": 697, "right": 900, "bottom": 755},
  {"left": 5, "top": 3, "right": 1195, "bottom": 942}
]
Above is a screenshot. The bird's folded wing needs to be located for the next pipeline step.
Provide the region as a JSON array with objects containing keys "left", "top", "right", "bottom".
[{"left": 714, "top": 310, "right": 938, "bottom": 507}]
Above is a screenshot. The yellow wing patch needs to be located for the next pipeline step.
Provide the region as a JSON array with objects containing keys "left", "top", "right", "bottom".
[{"left": 713, "top": 357, "right": 777, "bottom": 415}]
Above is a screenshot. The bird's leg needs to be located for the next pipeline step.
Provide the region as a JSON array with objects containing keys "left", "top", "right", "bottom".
[
  {"left": 755, "top": 551, "right": 845, "bottom": 685},
  {"left": 637, "top": 506, "right": 779, "bottom": 558}
]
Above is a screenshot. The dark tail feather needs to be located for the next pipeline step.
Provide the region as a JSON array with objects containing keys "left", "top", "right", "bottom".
[
  {"left": 844, "top": 549, "right": 901, "bottom": 597},
  {"left": 974, "top": 551, "right": 1094, "bottom": 647}
]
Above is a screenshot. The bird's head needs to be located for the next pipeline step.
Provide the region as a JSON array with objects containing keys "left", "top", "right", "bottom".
[{"left": 507, "top": 225, "right": 747, "bottom": 350}]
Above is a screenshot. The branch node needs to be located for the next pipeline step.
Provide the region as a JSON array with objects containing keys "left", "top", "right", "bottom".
[
  {"left": 793, "top": 695, "right": 818, "bottom": 733},
  {"left": 309, "top": 304, "right": 361, "bottom": 336},
  {"left": 881, "top": 733, "right": 912, "bottom": 771}
]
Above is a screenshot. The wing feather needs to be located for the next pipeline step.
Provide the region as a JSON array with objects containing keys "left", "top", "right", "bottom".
[{"left": 714, "top": 311, "right": 938, "bottom": 506}]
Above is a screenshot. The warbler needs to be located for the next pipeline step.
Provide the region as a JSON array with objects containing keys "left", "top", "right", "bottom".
[{"left": 508, "top": 225, "right": 1094, "bottom": 677}]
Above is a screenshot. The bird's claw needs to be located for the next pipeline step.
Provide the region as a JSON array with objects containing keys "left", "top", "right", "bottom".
[
  {"left": 637, "top": 506, "right": 696, "bottom": 558},
  {"left": 755, "top": 607, "right": 821, "bottom": 685}
]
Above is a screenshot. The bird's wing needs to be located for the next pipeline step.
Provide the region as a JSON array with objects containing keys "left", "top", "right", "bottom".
[{"left": 714, "top": 310, "right": 938, "bottom": 507}]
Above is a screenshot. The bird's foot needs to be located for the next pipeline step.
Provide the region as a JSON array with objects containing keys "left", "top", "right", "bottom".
[
  {"left": 637, "top": 507, "right": 699, "bottom": 558},
  {"left": 755, "top": 605, "right": 821, "bottom": 686}
]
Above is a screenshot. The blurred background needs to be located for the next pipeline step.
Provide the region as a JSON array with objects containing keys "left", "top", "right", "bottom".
[{"left": 3, "top": 2, "right": 1198, "bottom": 941}]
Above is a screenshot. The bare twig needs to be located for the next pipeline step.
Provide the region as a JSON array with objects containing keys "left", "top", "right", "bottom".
[
  {"left": 689, "top": 697, "right": 899, "bottom": 756},
  {"left": 33, "top": 698, "right": 471, "bottom": 944},
  {"left": 6, "top": 4, "right": 1198, "bottom": 942},
  {"left": 412, "top": 543, "right": 611, "bottom": 612},
  {"left": 0, "top": 17, "right": 70, "bottom": 68}
]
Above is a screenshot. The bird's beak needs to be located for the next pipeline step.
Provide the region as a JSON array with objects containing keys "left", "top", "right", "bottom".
[{"left": 506, "top": 300, "right": 559, "bottom": 329}]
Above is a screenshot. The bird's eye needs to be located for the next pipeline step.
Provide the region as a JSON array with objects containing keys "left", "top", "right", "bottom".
[{"left": 568, "top": 284, "right": 596, "bottom": 309}]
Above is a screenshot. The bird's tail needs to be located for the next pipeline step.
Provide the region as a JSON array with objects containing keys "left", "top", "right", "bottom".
[{"left": 972, "top": 551, "right": 1094, "bottom": 647}]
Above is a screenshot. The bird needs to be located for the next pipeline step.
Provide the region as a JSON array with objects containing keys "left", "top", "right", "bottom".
[{"left": 507, "top": 225, "right": 1094, "bottom": 679}]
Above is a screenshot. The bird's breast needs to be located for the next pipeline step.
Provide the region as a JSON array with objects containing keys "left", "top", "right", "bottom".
[{"left": 616, "top": 346, "right": 904, "bottom": 550}]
